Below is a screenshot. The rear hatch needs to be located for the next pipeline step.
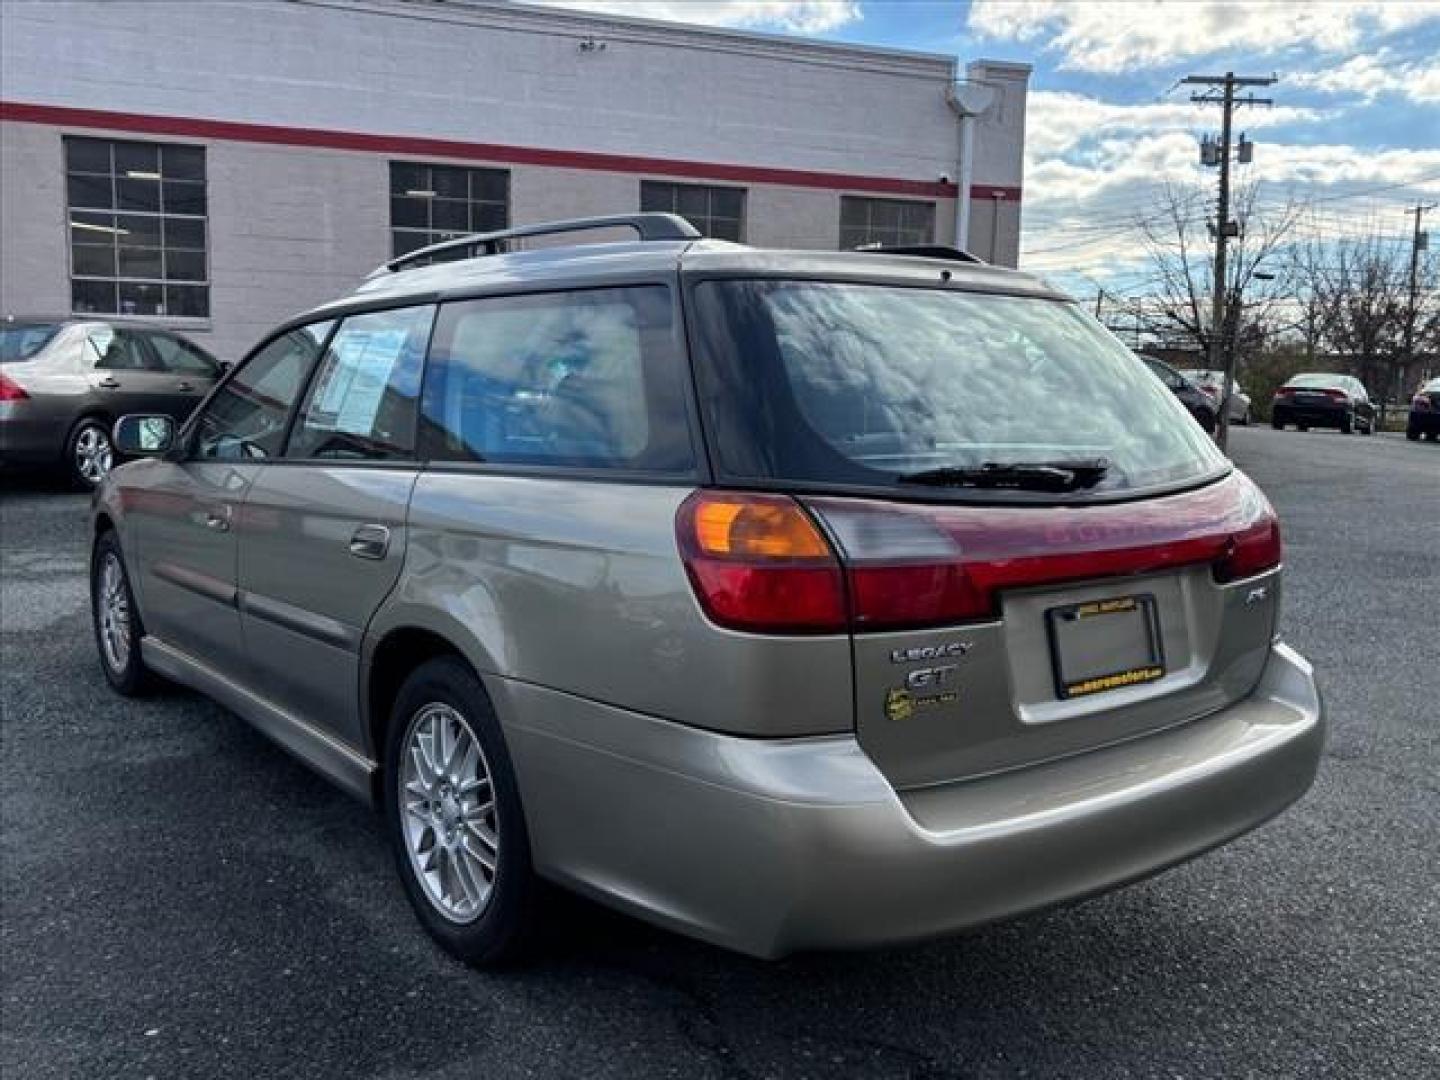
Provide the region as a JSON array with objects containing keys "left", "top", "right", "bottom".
[{"left": 686, "top": 273, "right": 1282, "bottom": 789}]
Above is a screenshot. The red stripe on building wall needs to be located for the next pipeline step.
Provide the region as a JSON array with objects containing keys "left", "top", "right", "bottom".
[{"left": 0, "top": 100, "right": 1022, "bottom": 202}]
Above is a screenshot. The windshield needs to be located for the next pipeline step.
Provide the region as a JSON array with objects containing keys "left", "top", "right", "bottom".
[
  {"left": 0, "top": 323, "right": 60, "bottom": 363},
  {"left": 689, "top": 281, "right": 1227, "bottom": 496}
]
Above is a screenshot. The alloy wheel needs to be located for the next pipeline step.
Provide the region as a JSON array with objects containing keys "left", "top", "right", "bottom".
[
  {"left": 74, "top": 424, "right": 114, "bottom": 485},
  {"left": 399, "top": 702, "right": 499, "bottom": 923},
  {"left": 97, "top": 552, "right": 131, "bottom": 673}
]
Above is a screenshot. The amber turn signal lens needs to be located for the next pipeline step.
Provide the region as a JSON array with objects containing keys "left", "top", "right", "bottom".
[{"left": 690, "top": 495, "right": 832, "bottom": 559}]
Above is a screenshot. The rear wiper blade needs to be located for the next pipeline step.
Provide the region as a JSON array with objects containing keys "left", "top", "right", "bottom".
[{"left": 897, "top": 458, "right": 1110, "bottom": 492}]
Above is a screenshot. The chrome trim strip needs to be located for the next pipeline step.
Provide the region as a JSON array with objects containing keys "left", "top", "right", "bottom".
[{"left": 140, "top": 636, "right": 376, "bottom": 804}]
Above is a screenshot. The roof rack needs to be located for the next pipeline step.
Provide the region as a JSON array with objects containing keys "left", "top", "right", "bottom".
[
  {"left": 379, "top": 213, "right": 702, "bottom": 274},
  {"left": 853, "top": 243, "right": 984, "bottom": 265}
]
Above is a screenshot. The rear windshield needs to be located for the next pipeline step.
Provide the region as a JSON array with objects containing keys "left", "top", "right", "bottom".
[
  {"left": 0, "top": 324, "right": 60, "bottom": 363},
  {"left": 690, "top": 281, "right": 1227, "bottom": 496},
  {"left": 1286, "top": 374, "right": 1345, "bottom": 389}
]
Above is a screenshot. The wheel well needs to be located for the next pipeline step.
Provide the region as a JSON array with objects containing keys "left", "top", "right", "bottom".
[{"left": 367, "top": 627, "right": 466, "bottom": 766}]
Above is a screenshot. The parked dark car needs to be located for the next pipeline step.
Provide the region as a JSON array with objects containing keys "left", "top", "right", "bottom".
[
  {"left": 1406, "top": 377, "right": 1440, "bottom": 441},
  {"left": 0, "top": 318, "right": 222, "bottom": 486},
  {"left": 1142, "top": 356, "right": 1217, "bottom": 434},
  {"left": 1271, "top": 373, "right": 1375, "bottom": 435}
]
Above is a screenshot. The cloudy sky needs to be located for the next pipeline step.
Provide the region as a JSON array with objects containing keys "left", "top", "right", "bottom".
[{"left": 541, "top": 1, "right": 1440, "bottom": 298}]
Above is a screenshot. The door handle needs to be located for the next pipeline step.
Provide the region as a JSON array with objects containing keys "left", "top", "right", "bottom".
[
  {"left": 349, "top": 524, "right": 390, "bottom": 560},
  {"left": 97, "top": 377, "right": 121, "bottom": 389},
  {"left": 204, "top": 505, "right": 232, "bottom": 532}
]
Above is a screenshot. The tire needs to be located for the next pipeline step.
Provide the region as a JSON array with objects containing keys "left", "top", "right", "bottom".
[
  {"left": 1298, "top": 424, "right": 1309, "bottom": 432},
  {"left": 1238, "top": 406, "right": 1251, "bottom": 426},
  {"left": 383, "top": 656, "right": 538, "bottom": 966},
  {"left": 1361, "top": 419, "right": 1374, "bottom": 435},
  {"left": 1339, "top": 414, "right": 1353, "bottom": 435},
  {"left": 91, "top": 531, "right": 154, "bottom": 696},
  {"left": 67, "top": 416, "right": 115, "bottom": 489},
  {"left": 1271, "top": 419, "right": 1284, "bottom": 430},
  {"left": 1407, "top": 428, "right": 1420, "bottom": 441}
]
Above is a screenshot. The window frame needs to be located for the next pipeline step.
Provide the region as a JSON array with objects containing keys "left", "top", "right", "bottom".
[
  {"left": 141, "top": 330, "right": 221, "bottom": 377},
  {"left": 63, "top": 136, "right": 211, "bottom": 322},
  {"left": 388, "top": 161, "right": 511, "bottom": 260},
  {"left": 639, "top": 180, "right": 747, "bottom": 242},
  {"left": 838, "top": 195, "right": 937, "bottom": 250}
]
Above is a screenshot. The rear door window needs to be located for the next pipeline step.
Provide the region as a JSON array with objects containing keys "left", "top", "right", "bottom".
[
  {"left": 0, "top": 323, "right": 60, "bottom": 362},
  {"left": 420, "top": 286, "right": 695, "bottom": 472},
  {"left": 689, "top": 280, "right": 1227, "bottom": 496},
  {"left": 145, "top": 332, "right": 219, "bottom": 377},
  {"left": 286, "top": 305, "right": 432, "bottom": 461}
]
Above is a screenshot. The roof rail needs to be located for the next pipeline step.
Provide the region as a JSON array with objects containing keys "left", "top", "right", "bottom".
[
  {"left": 853, "top": 243, "right": 985, "bottom": 265},
  {"left": 379, "top": 213, "right": 702, "bottom": 274}
]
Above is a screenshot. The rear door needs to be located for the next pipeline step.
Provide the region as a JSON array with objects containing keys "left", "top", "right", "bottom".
[
  {"left": 236, "top": 305, "right": 432, "bottom": 751},
  {"left": 83, "top": 325, "right": 177, "bottom": 417},
  {"left": 141, "top": 330, "right": 221, "bottom": 422}
]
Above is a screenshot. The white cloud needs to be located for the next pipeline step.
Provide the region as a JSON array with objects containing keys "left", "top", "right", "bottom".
[
  {"left": 1024, "top": 90, "right": 1329, "bottom": 159},
  {"left": 968, "top": 0, "right": 1440, "bottom": 73},
  {"left": 530, "top": 0, "right": 861, "bottom": 34},
  {"left": 1290, "top": 48, "right": 1440, "bottom": 105}
]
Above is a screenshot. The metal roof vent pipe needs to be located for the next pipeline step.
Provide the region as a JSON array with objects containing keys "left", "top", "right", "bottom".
[{"left": 946, "top": 81, "right": 997, "bottom": 253}]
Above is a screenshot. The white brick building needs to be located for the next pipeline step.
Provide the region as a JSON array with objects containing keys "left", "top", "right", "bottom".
[{"left": 0, "top": 0, "right": 1030, "bottom": 360}]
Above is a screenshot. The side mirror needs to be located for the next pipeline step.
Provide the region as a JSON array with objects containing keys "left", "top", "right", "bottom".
[{"left": 113, "top": 414, "right": 176, "bottom": 455}]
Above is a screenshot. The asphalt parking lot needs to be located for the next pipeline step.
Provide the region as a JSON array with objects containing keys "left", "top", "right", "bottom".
[{"left": 2, "top": 428, "right": 1437, "bottom": 1080}]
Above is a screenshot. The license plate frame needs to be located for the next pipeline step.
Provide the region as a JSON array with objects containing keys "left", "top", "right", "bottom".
[{"left": 1045, "top": 593, "right": 1166, "bottom": 700}]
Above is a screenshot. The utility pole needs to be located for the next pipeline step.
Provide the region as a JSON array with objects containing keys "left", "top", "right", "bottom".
[
  {"left": 1184, "top": 72, "right": 1275, "bottom": 451},
  {"left": 1402, "top": 203, "right": 1435, "bottom": 395},
  {"left": 1094, "top": 288, "right": 1106, "bottom": 318}
]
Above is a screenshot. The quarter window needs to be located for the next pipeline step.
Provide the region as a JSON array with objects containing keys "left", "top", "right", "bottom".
[
  {"left": 640, "top": 181, "right": 745, "bottom": 241},
  {"left": 421, "top": 287, "right": 695, "bottom": 472},
  {"left": 838, "top": 196, "right": 935, "bottom": 249},
  {"left": 390, "top": 162, "right": 509, "bottom": 258},
  {"left": 287, "top": 306, "right": 433, "bottom": 461},
  {"left": 65, "top": 136, "right": 209, "bottom": 318},
  {"left": 193, "top": 322, "right": 333, "bottom": 460}
]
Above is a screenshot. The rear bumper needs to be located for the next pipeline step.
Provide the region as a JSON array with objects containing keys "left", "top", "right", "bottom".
[
  {"left": 0, "top": 408, "right": 64, "bottom": 465},
  {"left": 1407, "top": 409, "right": 1440, "bottom": 434},
  {"left": 498, "top": 642, "right": 1323, "bottom": 959},
  {"left": 1273, "top": 402, "right": 1349, "bottom": 428}
]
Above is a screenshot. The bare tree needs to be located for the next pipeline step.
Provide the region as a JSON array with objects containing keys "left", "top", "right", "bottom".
[
  {"left": 1298, "top": 231, "right": 1412, "bottom": 398},
  {"left": 1135, "top": 181, "right": 1300, "bottom": 368}
]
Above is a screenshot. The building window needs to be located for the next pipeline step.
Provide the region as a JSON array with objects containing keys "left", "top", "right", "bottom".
[
  {"left": 640, "top": 180, "right": 745, "bottom": 242},
  {"left": 65, "top": 136, "right": 209, "bottom": 318},
  {"left": 390, "top": 162, "right": 509, "bottom": 258},
  {"left": 839, "top": 196, "right": 935, "bottom": 249}
]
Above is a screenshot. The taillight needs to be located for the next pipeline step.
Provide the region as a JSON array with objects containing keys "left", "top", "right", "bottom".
[
  {"left": 678, "top": 475, "right": 1282, "bottom": 636},
  {"left": 1214, "top": 516, "right": 1283, "bottom": 582},
  {"left": 0, "top": 373, "right": 28, "bottom": 402},
  {"left": 676, "top": 492, "right": 847, "bottom": 633},
  {"left": 1274, "top": 387, "right": 1294, "bottom": 399},
  {"left": 1413, "top": 395, "right": 1432, "bottom": 411}
]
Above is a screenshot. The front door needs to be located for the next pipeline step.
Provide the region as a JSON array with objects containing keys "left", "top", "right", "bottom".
[
  {"left": 128, "top": 321, "right": 332, "bottom": 672},
  {"left": 236, "top": 305, "right": 432, "bottom": 751},
  {"left": 139, "top": 330, "right": 222, "bottom": 422}
]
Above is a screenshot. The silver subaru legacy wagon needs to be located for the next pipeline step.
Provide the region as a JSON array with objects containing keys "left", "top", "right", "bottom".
[{"left": 91, "top": 214, "right": 1323, "bottom": 964}]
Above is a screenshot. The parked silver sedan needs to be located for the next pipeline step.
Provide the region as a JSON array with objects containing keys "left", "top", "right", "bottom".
[
  {"left": 1187, "top": 369, "right": 1253, "bottom": 425},
  {"left": 0, "top": 318, "right": 221, "bottom": 487}
]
